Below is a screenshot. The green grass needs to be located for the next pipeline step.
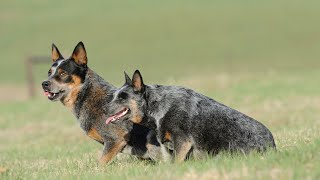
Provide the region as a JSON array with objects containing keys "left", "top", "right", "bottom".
[{"left": 1, "top": 0, "right": 320, "bottom": 179}]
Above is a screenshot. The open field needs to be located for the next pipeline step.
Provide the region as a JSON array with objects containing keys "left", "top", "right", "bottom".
[{"left": 1, "top": 0, "right": 320, "bottom": 179}]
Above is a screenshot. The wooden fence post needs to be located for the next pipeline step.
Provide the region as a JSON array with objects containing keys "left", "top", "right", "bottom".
[{"left": 25, "top": 56, "right": 50, "bottom": 98}]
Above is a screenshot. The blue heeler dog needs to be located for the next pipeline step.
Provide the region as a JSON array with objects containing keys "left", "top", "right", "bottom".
[
  {"left": 42, "top": 43, "right": 161, "bottom": 164},
  {"left": 106, "top": 70, "right": 276, "bottom": 162}
]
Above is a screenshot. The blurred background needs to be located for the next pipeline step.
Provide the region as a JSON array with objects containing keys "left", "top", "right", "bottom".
[
  {"left": 0, "top": 0, "right": 319, "bottom": 178},
  {"left": 1, "top": 0, "right": 319, "bottom": 90}
]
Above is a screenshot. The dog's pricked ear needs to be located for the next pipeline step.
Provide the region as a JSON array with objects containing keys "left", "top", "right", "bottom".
[
  {"left": 52, "top": 43, "right": 64, "bottom": 62},
  {"left": 124, "top": 71, "right": 132, "bottom": 85},
  {"left": 71, "top": 42, "right": 87, "bottom": 66},
  {"left": 132, "top": 70, "right": 145, "bottom": 92}
]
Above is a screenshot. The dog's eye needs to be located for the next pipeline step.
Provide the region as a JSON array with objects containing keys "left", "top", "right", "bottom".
[
  {"left": 48, "top": 70, "right": 52, "bottom": 76},
  {"left": 60, "top": 72, "right": 67, "bottom": 77},
  {"left": 118, "top": 92, "right": 128, "bottom": 100}
]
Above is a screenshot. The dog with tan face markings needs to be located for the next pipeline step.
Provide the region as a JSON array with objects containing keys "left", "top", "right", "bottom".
[
  {"left": 107, "top": 70, "right": 276, "bottom": 163},
  {"left": 42, "top": 42, "right": 162, "bottom": 164}
]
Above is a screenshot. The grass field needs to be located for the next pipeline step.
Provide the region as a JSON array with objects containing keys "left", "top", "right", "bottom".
[{"left": 1, "top": 0, "right": 320, "bottom": 179}]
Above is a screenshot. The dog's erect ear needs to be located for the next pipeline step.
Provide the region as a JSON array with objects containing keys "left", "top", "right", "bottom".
[
  {"left": 132, "top": 70, "right": 145, "bottom": 92},
  {"left": 52, "top": 43, "right": 64, "bottom": 62},
  {"left": 71, "top": 42, "right": 87, "bottom": 66},
  {"left": 124, "top": 71, "right": 132, "bottom": 85}
]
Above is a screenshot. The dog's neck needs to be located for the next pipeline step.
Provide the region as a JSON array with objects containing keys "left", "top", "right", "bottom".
[
  {"left": 61, "top": 84, "right": 84, "bottom": 113},
  {"left": 61, "top": 68, "right": 115, "bottom": 118},
  {"left": 143, "top": 85, "right": 167, "bottom": 130}
]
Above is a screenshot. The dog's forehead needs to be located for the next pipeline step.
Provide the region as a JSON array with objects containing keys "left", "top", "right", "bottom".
[
  {"left": 116, "top": 85, "right": 129, "bottom": 94},
  {"left": 113, "top": 85, "right": 133, "bottom": 99},
  {"left": 51, "top": 59, "right": 76, "bottom": 71},
  {"left": 49, "top": 59, "right": 68, "bottom": 78},
  {"left": 51, "top": 59, "right": 66, "bottom": 68}
]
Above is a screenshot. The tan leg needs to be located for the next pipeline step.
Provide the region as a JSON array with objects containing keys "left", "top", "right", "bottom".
[
  {"left": 144, "top": 143, "right": 162, "bottom": 161},
  {"left": 174, "top": 140, "right": 193, "bottom": 163},
  {"left": 87, "top": 128, "right": 104, "bottom": 143},
  {"left": 99, "top": 141, "right": 126, "bottom": 165}
]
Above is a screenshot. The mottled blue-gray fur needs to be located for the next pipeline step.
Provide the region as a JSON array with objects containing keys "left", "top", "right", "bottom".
[
  {"left": 107, "top": 70, "right": 276, "bottom": 161},
  {"left": 145, "top": 84, "right": 276, "bottom": 153}
]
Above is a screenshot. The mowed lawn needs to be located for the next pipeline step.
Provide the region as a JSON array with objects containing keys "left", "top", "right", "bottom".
[{"left": 0, "top": 0, "right": 320, "bottom": 179}]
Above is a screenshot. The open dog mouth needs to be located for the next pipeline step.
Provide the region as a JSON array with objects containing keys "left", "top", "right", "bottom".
[
  {"left": 43, "top": 90, "right": 62, "bottom": 100},
  {"left": 106, "top": 108, "right": 129, "bottom": 125}
]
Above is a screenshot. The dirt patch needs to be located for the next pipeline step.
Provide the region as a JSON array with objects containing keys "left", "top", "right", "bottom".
[{"left": 0, "top": 167, "right": 7, "bottom": 173}]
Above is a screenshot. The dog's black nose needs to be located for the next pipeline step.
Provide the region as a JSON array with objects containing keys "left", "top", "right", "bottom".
[{"left": 42, "top": 81, "right": 50, "bottom": 88}]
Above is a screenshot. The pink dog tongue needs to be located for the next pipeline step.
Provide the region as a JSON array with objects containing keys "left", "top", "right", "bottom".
[
  {"left": 105, "top": 116, "right": 115, "bottom": 125},
  {"left": 105, "top": 108, "right": 128, "bottom": 125},
  {"left": 44, "top": 92, "right": 50, "bottom": 96}
]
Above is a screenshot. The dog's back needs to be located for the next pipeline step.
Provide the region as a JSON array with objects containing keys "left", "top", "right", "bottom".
[{"left": 147, "top": 85, "right": 276, "bottom": 154}]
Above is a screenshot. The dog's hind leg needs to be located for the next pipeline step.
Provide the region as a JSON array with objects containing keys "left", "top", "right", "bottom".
[{"left": 173, "top": 136, "right": 193, "bottom": 163}]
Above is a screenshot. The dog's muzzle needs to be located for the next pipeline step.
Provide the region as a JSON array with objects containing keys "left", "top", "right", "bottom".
[{"left": 42, "top": 81, "right": 50, "bottom": 90}]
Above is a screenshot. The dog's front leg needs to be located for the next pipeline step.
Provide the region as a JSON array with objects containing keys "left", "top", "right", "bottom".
[
  {"left": 99, "top": 140, "right": 126, "bottom": 165},
  {"left": 87, "top": 128, "right": 104, "bottom": 144}
]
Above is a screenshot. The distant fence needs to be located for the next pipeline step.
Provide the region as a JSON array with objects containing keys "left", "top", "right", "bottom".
[{"left": 25, "top": 56, "right": 50, "bottom": 98}]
